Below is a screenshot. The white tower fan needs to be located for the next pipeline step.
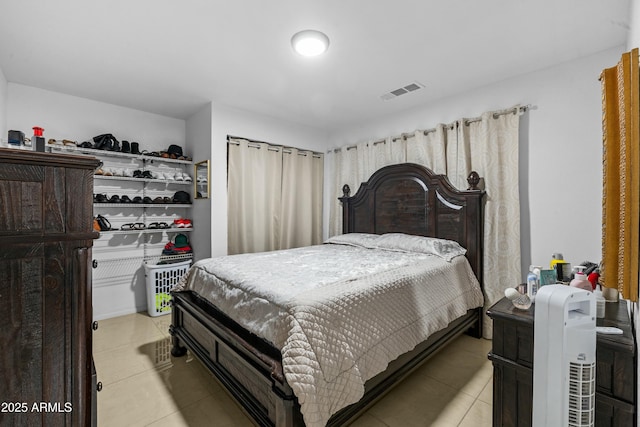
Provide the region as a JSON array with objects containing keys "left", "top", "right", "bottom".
[{"left": 532, "top": 285, "right": 596, "bottom": 427}]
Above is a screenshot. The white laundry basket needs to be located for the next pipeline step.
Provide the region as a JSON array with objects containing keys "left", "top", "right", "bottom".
[{"left": 144, "top": 260, "right": 191, "bottom": 317}]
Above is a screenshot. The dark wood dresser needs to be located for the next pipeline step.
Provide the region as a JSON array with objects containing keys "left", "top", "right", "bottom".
[
  {"left": 488, "top": 296, "right": 636, "bottom": 427},
  {"left": 0, "top": 148, "right": 100, "bottom": 426}
]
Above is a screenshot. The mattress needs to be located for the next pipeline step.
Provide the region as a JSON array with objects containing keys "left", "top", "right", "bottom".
[{"left": 174, "top": 233, "right": 484, "bottom": 427}]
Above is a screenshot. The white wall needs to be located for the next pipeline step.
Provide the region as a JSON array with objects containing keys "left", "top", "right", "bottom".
[
  {"left": 209, "top": 103, "right": 329, "bottom": 257},
  {"left": 186, "top": 103, "right": 213, "bottom": 261},
  {"left": 0, "top": 66, "right": 7, "bottom": 143},
  {"left": 7, "top": 83, "right": 184, "bottom": 147},
  {"left": 329, "top": 46, "right": 623, "bottom": 280}
]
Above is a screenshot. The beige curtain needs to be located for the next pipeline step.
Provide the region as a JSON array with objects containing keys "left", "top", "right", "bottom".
[
  {"left": 328, "top": 107, "right": 521, "bottom": 338},
  {"left": 228, "top": 139, "right": 282, "bottom": 254},
  {"left": 600, "top": 48, "right": 639, "bottom": 302},
  {"left": 280, "top": 148, "right": 324, "bottom": 249},
  {"left": 459, "top": 111, "right": 522, "bottom": 336},
  {"left": 406, "top": 125, "right": 449, "bottom": 175},
  {"left": 228, "top": 138, "right": 323, "bottom": 255}
]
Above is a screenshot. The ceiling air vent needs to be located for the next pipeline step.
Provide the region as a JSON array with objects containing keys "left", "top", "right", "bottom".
[{"left": 380, "top": 81, "right": 425, "bottom": 101}]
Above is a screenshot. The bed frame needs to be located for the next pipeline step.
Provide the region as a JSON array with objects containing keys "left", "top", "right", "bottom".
[{"left": 170, "top": 163, "right": 485, "bottom": 426}]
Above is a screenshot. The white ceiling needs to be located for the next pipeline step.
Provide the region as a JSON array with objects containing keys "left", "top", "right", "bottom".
[{"left": 0, "top": 0, "right": 630, "bottom": 131}]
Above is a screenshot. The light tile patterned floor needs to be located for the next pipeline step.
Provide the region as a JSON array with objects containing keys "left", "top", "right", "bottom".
[{"left": 94, "top": 312, "right": 493, "bottom": 426}]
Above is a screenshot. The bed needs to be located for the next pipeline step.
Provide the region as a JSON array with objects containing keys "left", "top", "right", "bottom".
[{"left": 169, "top": 163, "right": 485, "bottom": 427}]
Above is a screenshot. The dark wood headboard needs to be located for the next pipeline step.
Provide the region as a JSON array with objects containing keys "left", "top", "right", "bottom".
[{"left": 339, "top": 163, "right": 485, "bottom": 286}]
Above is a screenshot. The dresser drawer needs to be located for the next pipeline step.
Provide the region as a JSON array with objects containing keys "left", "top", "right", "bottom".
[
  {"left": 489, "top": 354, "right": 533, "bottom": 427},
  {"left": 596, "top": 392, "right": 635, "bottom": 427},
  {"left": 596, "top": 339, "right": 635, "bottom": 404},
  {"left": 492, "top": 317, "right": 534, "bottom": 368}
]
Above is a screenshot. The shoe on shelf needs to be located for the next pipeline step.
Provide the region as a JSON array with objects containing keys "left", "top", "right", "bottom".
[
  {"left": 172, "top": 218, "right": 193, "bottom": 228},
  {"left": 95, "top": 215, "right": 112, "bottom": 231},
  {"left": 175, "top": 172, "right": 184, "bottom": 181},
  {"left": 182, "top": 173, "right": 192, "bottom": 182}
]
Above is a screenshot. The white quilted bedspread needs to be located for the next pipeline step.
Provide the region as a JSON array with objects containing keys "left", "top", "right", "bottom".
[{"left": 175, "top": 239, "right": 483, "bottom": 427}]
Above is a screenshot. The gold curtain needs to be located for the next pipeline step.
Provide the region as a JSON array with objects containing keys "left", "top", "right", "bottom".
[{"left": 601, "top": 48, "right": 639, "bottom": 302}]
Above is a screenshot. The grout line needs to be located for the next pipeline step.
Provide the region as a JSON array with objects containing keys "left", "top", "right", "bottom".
[{"left": 456, "top": 399, "right": 475, "bottom": 427}]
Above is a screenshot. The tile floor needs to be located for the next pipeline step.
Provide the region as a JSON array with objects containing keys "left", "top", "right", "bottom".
[{"left": 94, "top": 312, "right": 493, "bottom": 427}]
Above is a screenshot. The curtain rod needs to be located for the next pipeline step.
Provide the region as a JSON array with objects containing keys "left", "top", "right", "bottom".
[
  {"left": 329, "top": 104, "right": 531, "bottom": 153},
  {"left": 227, "top": 135, "right": 323, "bottom": 157}
]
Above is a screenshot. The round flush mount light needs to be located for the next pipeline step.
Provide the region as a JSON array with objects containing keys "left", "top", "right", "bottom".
[{"left": 291, "top": 30, "right": 330, "bottom": 57}]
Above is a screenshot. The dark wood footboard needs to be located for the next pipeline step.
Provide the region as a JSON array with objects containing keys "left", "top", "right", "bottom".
[
  {"left": 170, "top": 290, "right": 480, "bottom": 427},
  {"left": 170, "top": 291, "right": 302, "bottom": 427}
]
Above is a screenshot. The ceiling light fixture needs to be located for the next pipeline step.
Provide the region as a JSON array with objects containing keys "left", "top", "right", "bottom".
[{"left": 291, "top": 30, "right": 329, "bottom": 57}]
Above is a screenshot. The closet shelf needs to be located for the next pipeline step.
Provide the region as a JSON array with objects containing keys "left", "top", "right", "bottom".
[
  {"left": 94, "top": 203, "right": 192, "bottom": 208},
  {"left": 98, "top": 228, "right": 194, "bottom": 236},
  {"left": 94, "top": 253, "right": 193, "bottom": 266},
  {"left": 94, "top": 175, "right": 192, "bottom": 185},
  {"left": 48, "top": 145, "right": 193, "bottom": 164}
]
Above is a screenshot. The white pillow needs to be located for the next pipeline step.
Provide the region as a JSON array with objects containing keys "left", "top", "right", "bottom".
[
  {"left": 324, "top": 233, "right": 380, "bottom": 248},
  {"left": 373, "top": 233, "right": 466, "bottom": 261}
]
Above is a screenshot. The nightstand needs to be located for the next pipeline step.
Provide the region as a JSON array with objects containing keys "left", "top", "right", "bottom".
[{"left": 487, "top": 296, "right": 636, "bottom": 427}]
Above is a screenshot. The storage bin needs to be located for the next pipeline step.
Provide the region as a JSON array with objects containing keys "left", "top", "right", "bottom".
[{"left": 144, "top": 260, "right": 191, "bottom": 316}]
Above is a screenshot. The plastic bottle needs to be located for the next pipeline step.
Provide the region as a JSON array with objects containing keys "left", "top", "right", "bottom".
[
  {"left": 527, "top": 269, "right": 539, "bottom": 302},
  {"left": 569, "top": 266, "right": 592, "bottom": 292},
  {"left": 593, "top": 284, "right": 606, "bottom": 318}
]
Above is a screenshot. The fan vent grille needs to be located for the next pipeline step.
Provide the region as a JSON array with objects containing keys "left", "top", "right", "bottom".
[{"left": 380, "top": 81, "right": 424, "bottom": 101}]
